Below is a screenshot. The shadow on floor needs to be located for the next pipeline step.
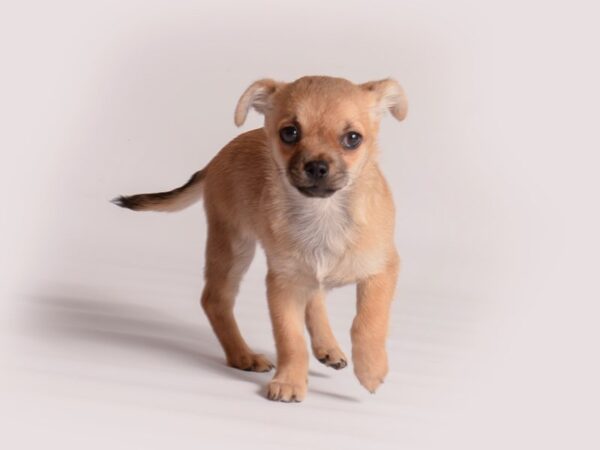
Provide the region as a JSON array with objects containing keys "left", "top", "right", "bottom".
[
  {"left": 23, "top": 293, "right": 272, "bottom": 387},
  {"left": 20, "top": 291, "right": 352, "bottom": 401}
]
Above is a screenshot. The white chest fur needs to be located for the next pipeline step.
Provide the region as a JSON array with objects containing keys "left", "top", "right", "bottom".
[{"left": 281, "top": 189, "right": 354, "bottom": 281}]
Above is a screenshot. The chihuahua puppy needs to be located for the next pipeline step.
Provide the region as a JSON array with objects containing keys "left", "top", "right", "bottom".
[{"left": 113, "top": 76, "right": 407, "bottom": 402}]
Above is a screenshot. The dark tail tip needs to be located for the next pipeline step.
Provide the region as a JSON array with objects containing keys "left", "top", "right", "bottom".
[{"left": 111, "top": 195, "right": 139, "bottom": 210}]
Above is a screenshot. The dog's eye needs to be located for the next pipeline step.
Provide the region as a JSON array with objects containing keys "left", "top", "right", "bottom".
[
  {"left": 341, "top": 131, "right": 362, "bottom": 150},
  {"left": 279, "top": 126, "right": 300, "bottom": 144}
]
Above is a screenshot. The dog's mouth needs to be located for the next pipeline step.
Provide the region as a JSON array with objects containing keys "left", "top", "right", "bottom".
[{"left": 296, "top": 185, "right": 338, "bottom": 198}]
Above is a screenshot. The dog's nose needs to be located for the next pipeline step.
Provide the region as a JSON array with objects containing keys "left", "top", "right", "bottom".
[{"left": 304, "top": 160, "right": 329, "bottom": 180}]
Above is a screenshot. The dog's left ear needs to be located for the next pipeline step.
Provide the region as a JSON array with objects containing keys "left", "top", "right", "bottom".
[
  {"left": 234, "top": 79, "right": 283, "bottom": 127},
  {"left": 360, "top": 78, "right": 408, "bottom": 121}
]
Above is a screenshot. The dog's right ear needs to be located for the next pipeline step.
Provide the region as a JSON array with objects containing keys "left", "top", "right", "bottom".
[{"left": 234, "top": 79, "right": 282, "bottom": 127}]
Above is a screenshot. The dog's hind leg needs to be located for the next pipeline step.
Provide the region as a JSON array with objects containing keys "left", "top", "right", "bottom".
[
  {"left": 201, "top": 219, "right": 273, "bottom": 372},
  {"left": 306, "top": 292, "right": 347, "bottom": 370}
]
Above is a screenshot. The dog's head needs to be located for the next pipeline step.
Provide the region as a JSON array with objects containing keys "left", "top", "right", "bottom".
[{"left": 234, "top": 76, "right": 407, "bottom": 198}]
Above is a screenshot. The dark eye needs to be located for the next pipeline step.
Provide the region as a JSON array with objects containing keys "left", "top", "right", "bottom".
[
  {"left": 279, "top": 125, "right": 300, "bottom": 144},
  {"left": 341, "top": 131, "right": 362, "bottom": 150}
]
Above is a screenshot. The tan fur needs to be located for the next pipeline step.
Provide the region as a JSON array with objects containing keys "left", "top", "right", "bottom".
[{"left": 115, "top": 76, "right": 407, "bottom": 402}]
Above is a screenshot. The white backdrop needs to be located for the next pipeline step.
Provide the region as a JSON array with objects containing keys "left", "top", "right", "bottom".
[{"left": 1, "top": 1, "right": 598, "bottom": 449}]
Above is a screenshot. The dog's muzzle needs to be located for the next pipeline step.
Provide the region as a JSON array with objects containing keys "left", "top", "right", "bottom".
[{"left": 296, "top": 185, "right": 338, "bottom": 198}]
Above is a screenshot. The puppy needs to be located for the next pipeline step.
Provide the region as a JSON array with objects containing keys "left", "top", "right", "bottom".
[{"left": 113, "top": 76, "right": 407, "bottom": 402}]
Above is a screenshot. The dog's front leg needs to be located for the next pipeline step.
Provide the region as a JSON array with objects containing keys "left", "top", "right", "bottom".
[
  {"left": 266, "top": 271, "right": 311, "bottom": 402},
  {"left": 306, "top": 292, "right": 347, "bottom": 370},
  {"left": 351, "top": 252, "right": 399, "bottom": 393}
]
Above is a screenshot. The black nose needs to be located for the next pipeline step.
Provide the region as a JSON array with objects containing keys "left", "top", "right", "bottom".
[{"left": 304, "top": 160, "right": 329, "bottom": 180}]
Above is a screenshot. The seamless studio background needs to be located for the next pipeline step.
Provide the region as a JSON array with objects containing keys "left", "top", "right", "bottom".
[{"left": 1, "top": 1, "right": 598, "bottom": 449}]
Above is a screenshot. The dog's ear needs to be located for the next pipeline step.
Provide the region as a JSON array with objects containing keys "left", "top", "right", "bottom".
[
  {"left": 360, "top": 78, "right": 408, "bottom": 121},
  {"left": 234, "top": 79, "right": 282, "bottom": 127}
]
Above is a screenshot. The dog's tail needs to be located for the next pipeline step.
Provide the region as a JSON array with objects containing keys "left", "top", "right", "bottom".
[{"left": 111, "top": 169, "right": 206, "bottom": 212}]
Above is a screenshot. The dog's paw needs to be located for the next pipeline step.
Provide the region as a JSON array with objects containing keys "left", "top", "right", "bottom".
[
  {"left": 228, "top": 353, "right": 274, "bottom": 372},
  {"left": 266, "top": 379, "right": 307, "bottom": 402},
  {"left": 352, "top": 346, "right": 388, "bottom": 393},
  {"left": 314, "top": 346, "right": 348, "bottom": 370}
]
